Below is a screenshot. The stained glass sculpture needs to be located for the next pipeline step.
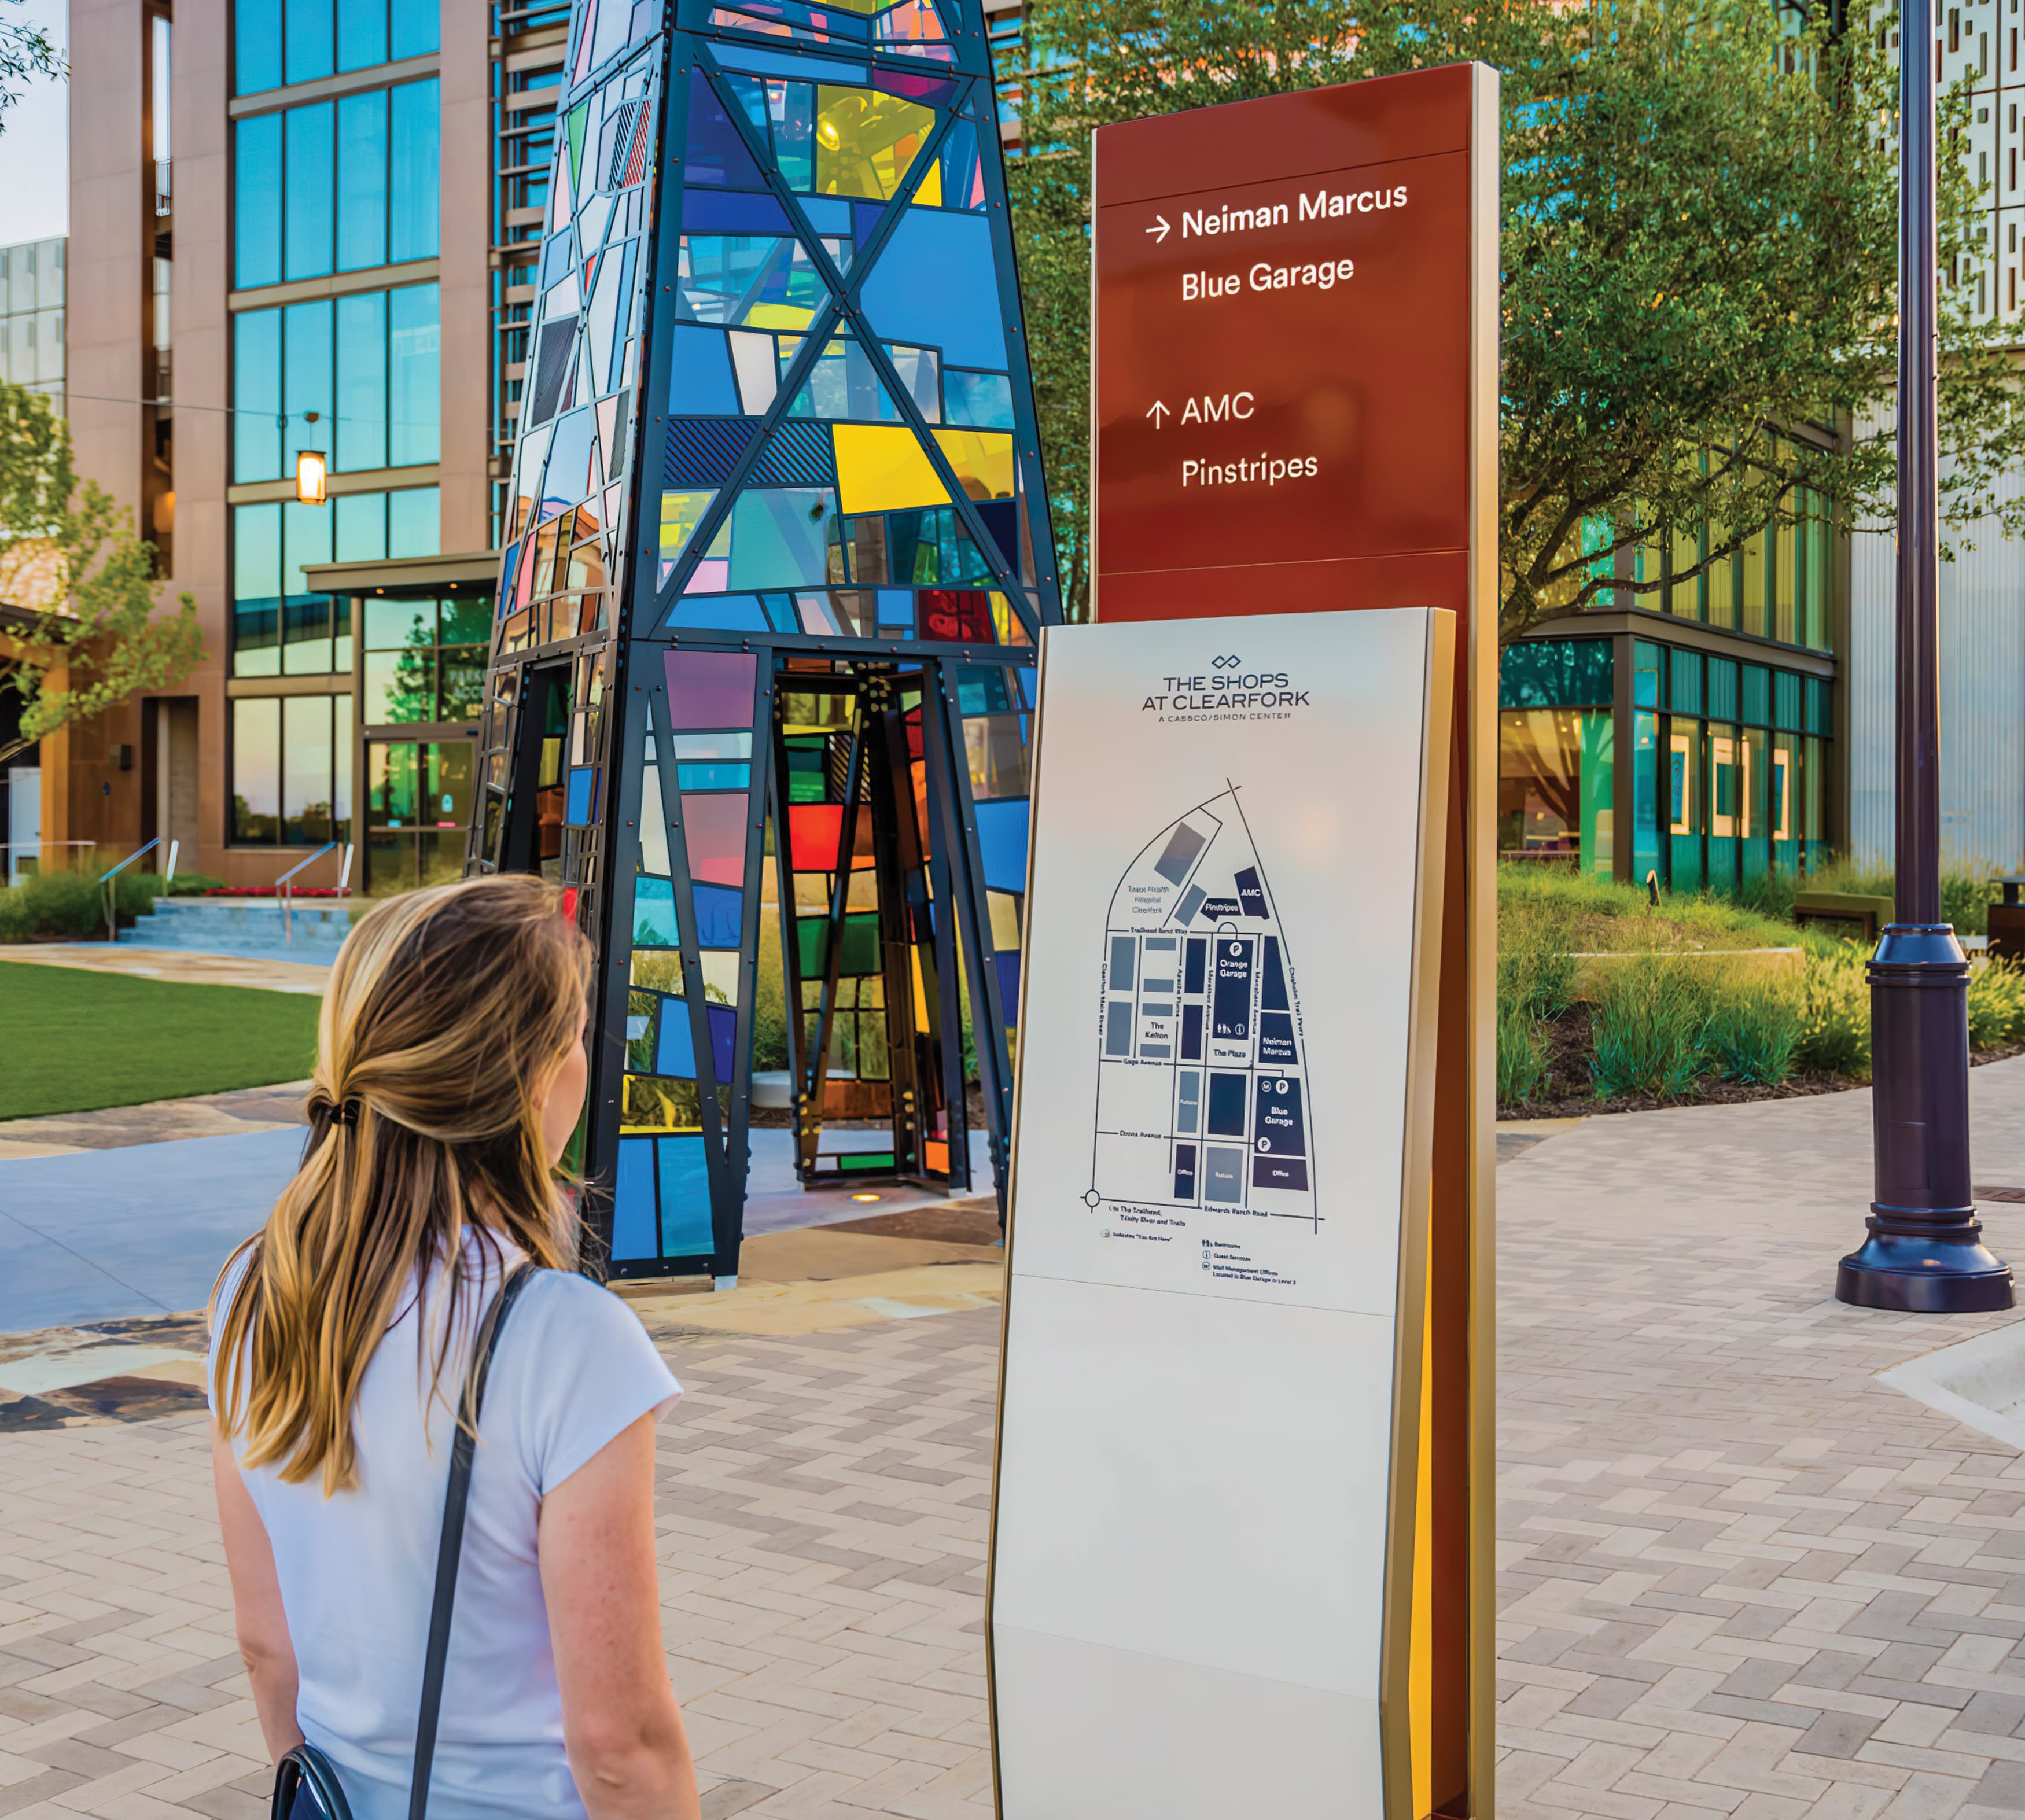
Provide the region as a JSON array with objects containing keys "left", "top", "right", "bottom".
[{"left": 467, "top": 0, "right": 1061, "bottom": 1280}]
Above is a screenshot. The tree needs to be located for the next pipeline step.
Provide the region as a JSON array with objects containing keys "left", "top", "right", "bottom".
[
  {"left": 0, "top": 381, "right": 203, "bottom": 764},
  {"left": 1007, "top": 0, "right": 2019, "bottom": 636},
  {"left": 0, "top": 0, "right": 60, "bottom": 137}
]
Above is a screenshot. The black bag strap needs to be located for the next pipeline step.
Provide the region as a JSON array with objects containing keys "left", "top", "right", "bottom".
[{"left": 407, "top": 1259, "right": 538, "bottom": 1820}]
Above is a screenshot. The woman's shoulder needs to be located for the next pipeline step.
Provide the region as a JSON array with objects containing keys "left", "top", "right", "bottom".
[{"left": 505, "top": 1265, "right": 675, "bottom": 1376}]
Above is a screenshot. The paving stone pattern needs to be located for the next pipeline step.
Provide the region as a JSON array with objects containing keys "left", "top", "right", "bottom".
[
  {"left": 0, "top": 1312, "right": 1004, "bottom": 1819},
  {"left": 1498, "top": 1059, "right": 2025, "bottom": 1820},
  {"left": 12, "top": 1063, "right": 2025, "bottom": 1814}
]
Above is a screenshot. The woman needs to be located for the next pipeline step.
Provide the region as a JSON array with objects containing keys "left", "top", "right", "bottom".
[{"left": 208, "top": 874, "right": 701, "bottom": 1820}]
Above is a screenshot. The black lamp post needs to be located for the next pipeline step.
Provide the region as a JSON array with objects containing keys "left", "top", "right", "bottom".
[{"left": 1836, "top": 0, "right": 2013, "bottom": 1313}]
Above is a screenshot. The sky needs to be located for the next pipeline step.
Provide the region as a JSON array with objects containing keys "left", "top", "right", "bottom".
[{"left": 0, "top": 0, "right": 67, "bottom": 249}]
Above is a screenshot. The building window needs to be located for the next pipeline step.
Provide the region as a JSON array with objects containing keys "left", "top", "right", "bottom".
[
  {"left": 233, "top": 282, "right": 440, "bottom": 480},
  {"left": 234, "top": 79, "right": 439, "bottom": 289},
  {"left": 231, "top": 694, "right": 353, "bottom": 846},
  {"left": 235, "top": 0, "right": 440, "bottom": 97},
  {"left": 360, "top": 596, "right": 489, "bottom": 727},
  {"left": 233, "top": 484, "right": 440, "bottom": 677},
  {"left": 0, "top": 238, "right": 64, "bottom": 397}
]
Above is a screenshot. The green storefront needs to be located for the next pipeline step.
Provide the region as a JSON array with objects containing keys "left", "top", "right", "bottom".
[{"left": 1499, "top": 487, "right": 1840, "bottom": 894}]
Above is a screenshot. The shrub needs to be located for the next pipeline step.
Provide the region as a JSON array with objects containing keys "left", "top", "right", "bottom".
[
  {"left": 1701, "top": 978, "right": 1801, "bottom": 1085},
  {"left": 1736, "top": 868, "right": 1799, "bottom": 923},
  {"left": 1589, "top": 961, "right": 1713, "bottom": 1097},
  {"left": 165, "top": 871, "right": 225, "bottom": 897},
  {"left": 1798, "top": 857, "right": 2002, "bottom": 935},
  {"left": 1496, "top": 1001, "right": 1552, "bottom": 1106},
  {"left": 1968, "top": 956, "right": 2025, "bottom": 1051},
  {"left": 1499, "top": 911, "right": 1575, "bottom": 1025},
  {"left": 1796, "top": 942, "right": 1872, "bottom": 1080}
]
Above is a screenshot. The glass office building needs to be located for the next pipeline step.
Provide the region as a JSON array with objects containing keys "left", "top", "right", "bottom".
[
  {"left": 223, "top": 0, "right": 447, "bottom": 854},
  {"left": 1499, "top": 477, "right": 1840, "bottom": 894}
]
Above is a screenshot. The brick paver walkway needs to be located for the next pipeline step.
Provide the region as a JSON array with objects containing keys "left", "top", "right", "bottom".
[
  {"left": 8, "top": 1063, "right": 2025, "bottom": 1815},
  {"left": 1497, "top": 1059, "right": 2025, "bottom": 1820}
]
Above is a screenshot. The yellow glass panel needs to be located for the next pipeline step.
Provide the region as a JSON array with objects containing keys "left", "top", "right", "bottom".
[
  {"left": 659, "top": 489, "right": 716, "bottom": 566},
  {"left": 629, "top": 950, "right": 686, "bottom": 996},
  {"left": 743, "top": 302, "right": 818, "bottom": 331},
  {"left": 915, "top": 160, "right": 942, "bottom": 208},
  {"left": 815, "top": 88, "right": 934, "bottom": 198},
  {"left": 700, "top": 948, "right": 741, "bottom": 1006},
  {"left": 987, "top": 889, "right": 1020, "bottom": 950},
  {"left": 834, "top": 422, "right": 951, "bottom": 513},
  {"left": 621, "top": 1074, "right": 702, "bottom": 1134},
  {"left": 932, "top": 428, "right": 1014, "bottom": 500}
]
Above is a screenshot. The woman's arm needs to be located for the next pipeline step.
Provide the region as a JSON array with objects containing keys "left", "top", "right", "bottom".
[
  {"left": 209, "top": 1421, "right": 304, "bottom": 1762},
  {"left": 540, "top": 1412, "right": 700, "bottom": 1820}
]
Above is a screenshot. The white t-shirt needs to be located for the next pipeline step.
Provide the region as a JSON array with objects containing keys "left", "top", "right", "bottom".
[{"left": 208, "top": 1238, "right": 680, "bottom": 1820}]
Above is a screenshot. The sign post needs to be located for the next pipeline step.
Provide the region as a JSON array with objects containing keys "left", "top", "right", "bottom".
[{"left": 987, "top": 64, "right": 1497, "bottom": 1819}]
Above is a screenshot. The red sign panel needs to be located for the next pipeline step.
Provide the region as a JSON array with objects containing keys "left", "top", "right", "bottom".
[{"left": 1094, "top": 65, "right": 1480, "bottom": 623}]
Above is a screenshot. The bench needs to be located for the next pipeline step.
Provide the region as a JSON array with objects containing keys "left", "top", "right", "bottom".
[{"left": 1792, "top": 890, "right": 1896, "bottom": 942}]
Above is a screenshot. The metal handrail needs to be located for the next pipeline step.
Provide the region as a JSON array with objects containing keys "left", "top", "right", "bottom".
[
  {"left": 275, "top": 842, "right": 352, "bottom": 945},
  {"left": 98, "top": 839, "right": 161, "bottom": 942}
]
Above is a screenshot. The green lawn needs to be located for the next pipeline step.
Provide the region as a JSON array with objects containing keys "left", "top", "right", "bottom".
[{"left": 0, "top": 962, "right": 321, "bottom": 1119}]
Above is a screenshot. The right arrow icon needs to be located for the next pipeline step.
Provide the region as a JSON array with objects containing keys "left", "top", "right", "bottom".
[
  {"left": 1146, "top": 214, "right": 1171, "bottom": 243},
  {"left": 1146, "top": 400, "right": 1169, "bottom": 427}
]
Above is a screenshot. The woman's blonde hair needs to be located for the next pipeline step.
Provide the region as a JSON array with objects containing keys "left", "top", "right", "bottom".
[{"left": 213, "top": 872, "right": 594, "bottom": 1494}]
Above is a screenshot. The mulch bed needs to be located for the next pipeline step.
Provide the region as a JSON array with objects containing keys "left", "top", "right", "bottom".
[{"left": 1500, "top": 1003, "right": 2025, "bottom": 1121}]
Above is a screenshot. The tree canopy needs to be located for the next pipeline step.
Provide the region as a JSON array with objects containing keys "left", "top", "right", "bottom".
[
  {"left": 1007, "top": 0, "right": 2016, "bottom": 635},
  {"left": 0, "top": 381, "right": 203, "bottom": 765}
]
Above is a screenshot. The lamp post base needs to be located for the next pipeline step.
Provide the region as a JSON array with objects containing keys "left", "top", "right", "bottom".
[
  {"left": 1836, "top": 1217, "right": 2013, "bottom": 1311},
  {"left": 1839, "top": 923, "right": 2014, "bottom": 1313}
]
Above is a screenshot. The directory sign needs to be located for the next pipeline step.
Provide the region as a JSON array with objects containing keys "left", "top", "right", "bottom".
[
  {"left": 991, "top": 62, "right": 1500, "bottom": 1820},
  {"left": 1091, "top": 62, "right": 1482, "bottom": 623},
  {"left": 988, "top": 609, "right": 1452, "bottom": 1818}
]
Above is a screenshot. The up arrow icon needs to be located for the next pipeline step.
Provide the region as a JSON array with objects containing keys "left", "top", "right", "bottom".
[
  {"left": 1146, "top": 400, "right": 1169, "bottom": 427},
  {"left": 1146, "top": 214, "right": 1171, "bottom": 243}
]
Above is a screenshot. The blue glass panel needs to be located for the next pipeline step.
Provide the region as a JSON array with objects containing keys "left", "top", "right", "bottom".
[
  {"left": 635, "top": 875, "right": 678, "bottom": 946},
  {"left": 707, "top": 1004, "right": 737, "bottom": 1082},
  {"left": 1016, "top": 667, "right": 1037, "bottom": 707},
  {"left": 282, "top": 300, "right": 334, "bottom": 471},
  {"left": 680, "top": 763, "right": 752, "bottom": 794},
  {"left": 713, "top": 39, "right": 864, "bottom": 81},
  {"left": 233, "top": 308, "right": 282, "bottom": 482},
  {"left": 656, "top": 1000, "right": 698, "bottom": 1078},
  {"left": 859, "top": 209, "right": 1007, "bottom": 367},
  {"left": 335, "top": 291, "right": 386, "bottom": 471},
  {"left": 684, "top": 68, "right": 767, "bottom": 186},
  {"left": 285, "top": 0, "right": 334, "bottom": 85},
  {"left": 235, "top": 115, "right": 284, "bottom": 288},
  {"left": 543, "top": 410, "right": 596, "bottom": 513},
  {"left": 336, "top": 0, "right": 387, "bottom": 71},
  {"left": 801, "top": 196, "right": 851, "bottom": 234},
  {"left": 668, "top": 325, "right": 741, "bottom": 414},
  {"left": 284, "top": 102, "right": 336, "bottom": 281},
  {"left": 973, "top": 797, "right": 1029, "bottom": 893},
  {"left": 566, "top": 767, "right": 595, "bottom": 824},
  {"left": 680, "top": 189, "right": 792, "bottom": 234},
  {"left": 657, "top": 1137, "right": 713, "bottom": 1255},
  {"left": 993, "top": 949, "right": 1019, "bottom": 1016},
  {"left": 389, "top": 283, "right": 441, "bottom": 465},
  {"left": 612, "top": 1138, "right": 658, "bottom": 1260},
  {"left": 945, "top": 369, "right": 1014, "bottom": 428},
  {"left": 724, "top": 488, "right": 834, "bottom": 588},
  {"left": 237, "top": 0, "right": 283, "bottom": 95},
  {"left": 668, "top": 596, "right": 772, "bottom": 632},
  {"left": 336, "top": 89, "right": 388, "bottom": 270},
  {"left": 762, "top": 594, "right": 800, "bottom": 632},
  {"left": 388, "top": 485, "right": 440, "bottom": 555},
  {"left": 389, "top": 0, "right": 438, "bottom": 59},
  {"left": 389, "top": 79, "right": 441, "bottom": 262},
  {"left": 693, "top": 882, "right": 743, "bottom": 944}
]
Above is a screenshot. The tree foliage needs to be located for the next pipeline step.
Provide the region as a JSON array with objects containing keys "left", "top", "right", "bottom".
[
  {"left": 1007, "top": 0, "right": 2019, "bottom": 635},
  {"left": 0, "top": 381, "right": 203, "bottom": 764}
]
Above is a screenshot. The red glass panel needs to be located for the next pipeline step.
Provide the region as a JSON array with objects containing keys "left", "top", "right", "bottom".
[
  {"left": 682, "top": 791, "right": 750, "bottom": 887},
  {"left": 788, "top": 802, "right": 875, "bottom": 871},
  {"left": 920, "top": 589, "right": 994, "bottom": 643}
]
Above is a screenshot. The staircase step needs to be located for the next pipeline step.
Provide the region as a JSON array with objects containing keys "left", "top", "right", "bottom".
[{"left": 123, "top": 897, "right": 353, "bottom": 960}]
